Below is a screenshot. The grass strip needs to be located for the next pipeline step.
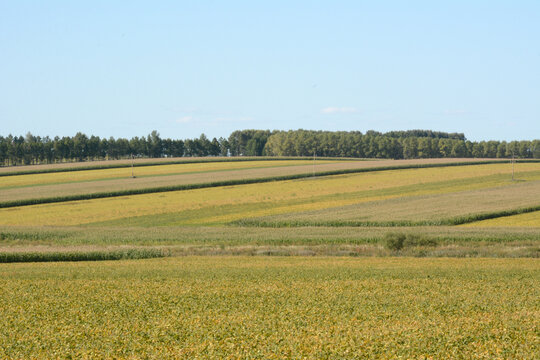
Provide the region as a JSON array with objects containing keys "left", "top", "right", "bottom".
[
  {"left": 0, "top": 248, "right": 169, "bottom": 263},
  {"left": 1, "top": 225, "right": 539, "bottom": 247},
  {"left": 0, "top": 160, "right": 518, "bottom": 209},
  {"left": 234, "top": 204, "right": 540, "bottom": 228},
  {"left": 0, "top": 156, "right": 357, "bottom": 177}
]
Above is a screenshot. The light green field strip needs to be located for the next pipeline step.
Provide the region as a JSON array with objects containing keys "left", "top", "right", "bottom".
[
  {"left": 1, "top": 224, "right": 540, "bottom": 247},
  {"left": 0, "top": 160, "right": 338, "bottom": 189},
  {"left": 1, "top": 163, "right": 539, "bottom": 227},
  {"left": 0, "top": 257, "right": 538, "bottom": 359},
  {"left": 462, "top": 210, "right": 540, "bottom": 227}
]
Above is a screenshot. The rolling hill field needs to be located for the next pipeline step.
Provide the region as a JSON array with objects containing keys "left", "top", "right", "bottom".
[{"left": 1, "top": 157, "right": 539, "bottom": 358}]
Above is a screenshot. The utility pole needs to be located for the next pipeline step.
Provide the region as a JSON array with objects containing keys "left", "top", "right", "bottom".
[
  {"left": 313, "top": 151, "right": 316, "bottom": 177},
  {"left": 131, "top": 154, "right": 135, "bottom": 178},
  {"left": 511, "top": 152, "right": 515, "bottom": 181}
]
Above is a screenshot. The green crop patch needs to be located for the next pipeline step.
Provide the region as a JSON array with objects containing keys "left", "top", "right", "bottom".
[{"left": 0, "top": 248, "right": 168, "bottom": 263}]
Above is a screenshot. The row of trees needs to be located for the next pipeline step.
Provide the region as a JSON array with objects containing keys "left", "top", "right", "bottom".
[
  {"left": 263, "top": 130, "right": 540, "bottom": 159},
  {"left": 0, "top": 131, "right": 230, "bottom": 166},
  {"left": 1, "top": 129, "right": 539, "bottom": 166}
]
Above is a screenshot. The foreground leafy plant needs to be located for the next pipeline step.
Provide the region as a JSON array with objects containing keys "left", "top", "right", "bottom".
[{"left": 384, "top": 232, "right": 438, "bottom": 250}]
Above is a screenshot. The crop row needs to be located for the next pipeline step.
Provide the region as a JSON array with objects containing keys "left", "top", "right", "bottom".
[
  {"left": 0, "top": 248, "right": 168, "bottom": 263},
  {"left": 2, "top": 224, "right": 539, "bottom": 247}
]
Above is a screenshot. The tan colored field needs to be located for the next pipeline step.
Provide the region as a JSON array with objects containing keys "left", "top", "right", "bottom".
[
  {"left": 1, "top": 163, "right": 538, "bottom": 226},
  {"left": 258, "top": 179, "right": 540, "bottom": 224},
  {"left": 0, "top": 156, "right": 231, "bottom": 174},
  {"left": 0, "top": 157, "right": 502, "bottom": 175},
  {"left": 0, "top": 158, "right": 508, "bottom": 203},
  {"left": 0, "top": 159, "right": 338, "bottom": 189}
]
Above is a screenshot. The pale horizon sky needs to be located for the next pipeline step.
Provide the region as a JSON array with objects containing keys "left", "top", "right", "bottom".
[{"left": 1, "top": 1, "right": 539, "bottom": 141}]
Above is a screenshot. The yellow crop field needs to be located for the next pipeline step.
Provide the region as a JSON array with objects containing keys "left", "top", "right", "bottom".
[
  {"left": 0, "top": 257, "right": 538, "bottom": 359},
  {"left": 0, "top": 159, "right": 338, "bottom": 189},
  {"left": 1, "top": 163, "right": 539, "bottom": 227},
  {"left": 463, "top": 210, "right": 540, "bottom": 227}
]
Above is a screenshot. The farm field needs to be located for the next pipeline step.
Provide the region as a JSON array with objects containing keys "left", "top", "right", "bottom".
[
  {"left": 0, "top": 257, "right": 538, "bottom": 359},
  {"left": 0, "top": 159, "right": 538, "bottom": 255},
  {"left": 1, "top": 158, "right": 539, "bottom": 358},
  {"left": 0, "top": 159, "right": 344, "bottom": 202},
  {"left": 0, "top": 159, "right": 341, "bottom": 189},
  {"left": 248, "top": 178, "right": 540, "bottom": 225},
  {"left": 463, "top": 210, "right": 540, "bottom": 227},
  {"left": 1, "top": 162, "right": 539, "bottom": 227},
  {"left": 0, "top": 156, "right": 315, "bottom": 174},
  {"left": 0, "top": 156, "right": 498, "bottom": 175},
  {"left": 0, "top": 158, "right": 497, "bottom": 204},
  {"left": 0, "top": 158, "right": 538, "bottom": 258},
  {"left": 1, "top": 225, "right": 539, "bottom": 258},
  {"left": 0, "top": 155, "right": 201, "bottom": 174}
]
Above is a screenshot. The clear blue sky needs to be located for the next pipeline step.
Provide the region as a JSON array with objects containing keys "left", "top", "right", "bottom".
[{"left": 1, "top": 1, "right": 539, "bottom": 141}]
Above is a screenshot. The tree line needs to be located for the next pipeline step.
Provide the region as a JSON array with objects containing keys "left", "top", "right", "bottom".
[{"left": 1, "top": 129, "right": 538, "bottom": 166}]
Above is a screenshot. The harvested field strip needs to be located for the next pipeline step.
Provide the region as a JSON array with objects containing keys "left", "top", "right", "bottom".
[
  {"left": 463, "top": 210, "right": 540, "bottom": 227},
  {"left": 0, "top": 159, "right": 339, "bottom": 189},
  {"left": 1, "top": 164, "right": 539, "bottom": 226},
  {"left": 236, "top": 204, "right": 540, "bottom": 227},
  {"left": 0, "top": 156, "right": 358, "bottom": 176},
  {"left": 1, "top": 161, "right": 538, "bottom": 208},
  {"left": 0, "top": 257, "right": 538, "bottom": 358},
  {"left": 0, "top": 248, "right": 168, "bottom": 263},
  {"left": 244, "top": 180, "right": 540, "bottom": 224}
]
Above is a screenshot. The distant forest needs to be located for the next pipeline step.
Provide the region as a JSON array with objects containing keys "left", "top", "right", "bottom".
[{"left": 1, "top": 129, "right": 539, "bottom": 166}]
